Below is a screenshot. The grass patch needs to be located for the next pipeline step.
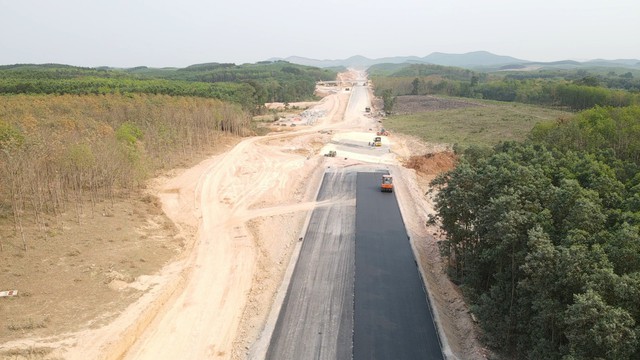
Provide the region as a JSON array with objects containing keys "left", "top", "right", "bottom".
[
  {"left": 6, "top": 317, "right": 49, "bottom": 331},
  {"left": 385, "top": 98, "right": 571, "bottom": 149},
  {"left": 0, "top": 346, "right": 56, "bottom": 359}
]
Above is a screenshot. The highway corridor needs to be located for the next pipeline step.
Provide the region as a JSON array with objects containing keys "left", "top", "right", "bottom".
[{"left": 266, "top": 170, "right": 443, "bottom": 359}]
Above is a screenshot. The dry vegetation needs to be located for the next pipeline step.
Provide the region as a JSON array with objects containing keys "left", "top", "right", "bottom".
[
  {"left": 381, "top": 95, "right": 570, "bottom": 148},
  {"left": 392, "top": 95, "right": 482, "bottom": 114},
  {"left": 0, "top": 94, "right": 249, "bottom": 249},
  {"left": 0, "top": 93, "right": 251, "bottom": 353},
  {"left": 0, "top": 193, "right": 179, "bottom": 341}
]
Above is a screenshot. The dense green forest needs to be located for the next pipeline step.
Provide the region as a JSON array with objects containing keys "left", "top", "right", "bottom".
[
  {"left": 0, "top": 62, "right": 338, "bottom": 112},
  {"left": 369, "top": 63, "right": 640, "bottom": 111},
  {"left": 430, "top": 105, "right": 640, "bottom": 359},
  {"left": 374, "top": 62, "right": 640, "bottom": 358}
]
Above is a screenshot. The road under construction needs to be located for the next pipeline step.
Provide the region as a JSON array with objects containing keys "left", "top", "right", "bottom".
[{"left": 262, "top": 169, "right": 444, "bottom": 359}]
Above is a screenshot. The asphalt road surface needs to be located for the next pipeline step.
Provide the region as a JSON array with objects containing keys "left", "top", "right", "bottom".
[
  {"left": 266, "top": 168, "right": 443, "bottom": 359},
  {"left": 266, "top": 170, "right": 356, "bottom": 360},
  {"left": 354, "top": 172, "right": 443, "bottom": 360}
]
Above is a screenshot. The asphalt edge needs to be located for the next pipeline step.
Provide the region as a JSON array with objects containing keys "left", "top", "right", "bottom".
[
  {"left": 391, "top": 165, "right": 453, "bottom": 360},
  {"left": 247, "top": 164, "right": 327, "bottom": 360}
]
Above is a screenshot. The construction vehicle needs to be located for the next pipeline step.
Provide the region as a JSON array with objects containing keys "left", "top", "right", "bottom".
[
  {"left": 365, "top": 107, "right": 371, "bottom": 113},
  {"left": 381, "top": 174, "right": 393, "bottom": 192},
  {"left": 373, "top": 136, "right": 382, "bottom": 147},
  {"left": 376, "top": 128, "right": 390, "bottom": 136}
]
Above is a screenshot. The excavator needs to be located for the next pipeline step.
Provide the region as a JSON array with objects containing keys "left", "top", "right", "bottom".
[{"left": 381, "top": 174, "right": 393, "bottom": 192}]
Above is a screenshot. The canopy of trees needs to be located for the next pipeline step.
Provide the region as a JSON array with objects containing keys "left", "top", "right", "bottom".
[
  {"left": 0, "top": 94, "right": 251, "bottom": 249},
  {"left": 0, "top": 60, "right": 338, "bottom": 250},
  {"left": 430, "top": 105, "right": 640, "bottom": 359},
  {"left": 369, "top": 64, "right": 640, "bottom": 111},
  {"left": 0, "top": 62, "right": 338, "bottom": 112}
]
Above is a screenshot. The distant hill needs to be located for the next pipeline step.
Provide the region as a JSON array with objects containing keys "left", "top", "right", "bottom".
[
  {"left": 272, "top": 51, "right": 640, "bottom": 71},
  {"left": 272, "top": 55, "right": 424, "bottom": 69},
  {"left": 585, "top": 59, "right": 640, "bottom": 67},
  {"left": 422, "top": 51, "right": 525, "bottom": 67},
  {"left": 498, "top": 60, "right": 582, "bottom": 71},
  {"left": 271, "top": 51, "right": 523, "bottom": 69}
]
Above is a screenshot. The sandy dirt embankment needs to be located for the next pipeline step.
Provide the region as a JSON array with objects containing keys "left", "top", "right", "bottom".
[{"left": 111, "top": 79, "right": 355, "bottom": 360}]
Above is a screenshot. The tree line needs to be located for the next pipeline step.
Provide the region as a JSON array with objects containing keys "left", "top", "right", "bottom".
[
  {"left": 0, "top": 94, "right": 250, "bottom": 250},
  {"left": 369, "top": 64, "right": 640, "bottom": 111},
  {"left": 0, "top": 76, "right": 257, "bottom": 108},
  {"left": 0, "top": 61, "right": 338, "bottom": 113},
  {"left": 430, "top": 105, "right": 640, "bottom": 359}
]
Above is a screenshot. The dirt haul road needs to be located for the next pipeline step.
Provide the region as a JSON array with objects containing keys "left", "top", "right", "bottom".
[
  {"left": 117, "top": 75, "right": 362, "bottom": 360},
  {"left": 122, "top": 117, "right": 346, "bottom": 357},
  {"left": 37, "top": 70, "right": 483, "bottom": 360}
]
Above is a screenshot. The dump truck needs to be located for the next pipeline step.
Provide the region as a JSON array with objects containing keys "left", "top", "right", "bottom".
[
  {"left": 373, "top": 136, "right": 382, "bottom": 147},
  {"left": 381, "top": 174, "right": 393, "bottom": 192}
]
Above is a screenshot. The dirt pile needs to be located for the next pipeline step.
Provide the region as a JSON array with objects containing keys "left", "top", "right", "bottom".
[{"left": 404, "top": 151, "right": 458, "bottom": 176}]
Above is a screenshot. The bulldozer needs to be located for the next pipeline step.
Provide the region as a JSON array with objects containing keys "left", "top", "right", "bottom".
[{"left": 381, "top": 174, "right": 393, "bottom": 192}]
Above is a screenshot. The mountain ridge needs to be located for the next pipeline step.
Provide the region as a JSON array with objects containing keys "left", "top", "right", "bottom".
[{"left": 269, "top": 51, "right": 640, "bottom": 70}]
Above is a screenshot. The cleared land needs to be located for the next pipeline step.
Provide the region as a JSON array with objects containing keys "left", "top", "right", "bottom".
[{"left": 382, "top": 95, "right": 570, "bottom": 148}]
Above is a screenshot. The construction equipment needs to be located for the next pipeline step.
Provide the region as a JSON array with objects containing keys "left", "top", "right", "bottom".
[
  {"left": 373, "top": 136, "right": 382, "bottom": 147},
  {"left": 381, "top": 174, "right": 393, "bottom": 192},
  {"left": 365, "top": 107, "right": 371, "bottom": 113},
  {"left": 376, "top": 128, "right": 390, "bottom": 136}
]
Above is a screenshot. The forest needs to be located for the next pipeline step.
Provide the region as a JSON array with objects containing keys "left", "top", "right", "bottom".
[
  {"left": 369, "top": 63, "right": 640, "bottom": 111},
  {"left": 0, "top": 93, "right": 251, "bottom": 250},
  {"left": 0, "top": 60, "right": 337, "bottom": 252},
  {"left": 0, "top": 59, "right": 337, "bottom": 247},
  {"left": 430, "top": 105, "right": 640, "bottom": 359},
  {"left": 379, "top": 57, "right": 640, "bottom": 360},
  {"left": 0, "top": 61, "right": 338, "bottom": 112}
]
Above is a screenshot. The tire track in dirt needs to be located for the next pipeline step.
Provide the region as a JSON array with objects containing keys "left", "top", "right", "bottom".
[{"left": 123, "top": 88, "right": 353, "bottom": 360}]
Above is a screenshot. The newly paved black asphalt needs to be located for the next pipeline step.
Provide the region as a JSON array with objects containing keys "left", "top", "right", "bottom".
[
  {"left": 266, "top": 171, "right": 356, "bottom": 360},
  {"left": 354, "top": 172, "right": 443, "bottom": 360},
  {"left": 266, "top": 170, "right": 443, "bottom": 360}
]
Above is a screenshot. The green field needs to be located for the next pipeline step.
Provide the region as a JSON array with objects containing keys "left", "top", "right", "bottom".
[{"left": 384, "top": 98, "right": 571, "bottom": 148}]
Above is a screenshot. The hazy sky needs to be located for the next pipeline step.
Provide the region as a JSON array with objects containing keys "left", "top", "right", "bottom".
[{"left": 1, "top": 0, "right": 639, "bottom": 67}]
